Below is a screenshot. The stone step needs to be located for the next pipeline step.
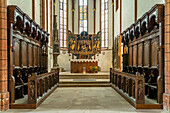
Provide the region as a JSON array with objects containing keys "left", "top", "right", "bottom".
[
  {"left": 59, "top": 83, "right": 110, "bottom": 87},
  {"left": 59, "top": 72, "right": 110, "bottom": 79},
  {"left": 60, "top": 78, "right": 109, "bottom": 82},
  {"left": 59, "top": 81, "right": 110, "bottom": 84},
  {"left": 59, "top": 72, "right": 110, "bottom": 87},
  {"left": 59, "top": 75, "right": 110, "bottom": 79}
]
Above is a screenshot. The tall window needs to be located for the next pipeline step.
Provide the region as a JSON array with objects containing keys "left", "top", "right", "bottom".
[
  {"left": 79, "top": 0, "right": 88, "bottom": 33},
  {"left": 60, "top": 0, "right": 67, "bottom": 48},
  {"left": 101, "top": 0, "right": 109, "bottom": 48}
]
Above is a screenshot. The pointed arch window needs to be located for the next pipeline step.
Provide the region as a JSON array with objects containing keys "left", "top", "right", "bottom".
[
  {"left": 79, "top": 0, "right": 88, "bottom": 33},
  {"left": 60, "top": 0, "right": 68, "bottom": 48},
  {"left": 101, "top": 0, "right": 109, "bottom": 48}
]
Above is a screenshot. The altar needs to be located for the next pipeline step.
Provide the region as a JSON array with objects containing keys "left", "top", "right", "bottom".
[
  {"left": 71, "top": 59, "right": 98, "bottom": 73},
  {"left": 68, "top": 31, "right": 101, "bottom": 73}
]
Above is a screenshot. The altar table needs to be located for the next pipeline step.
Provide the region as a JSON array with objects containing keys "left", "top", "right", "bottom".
[{"left": 71, "top": 59, "right": 98, "bottom": 73}]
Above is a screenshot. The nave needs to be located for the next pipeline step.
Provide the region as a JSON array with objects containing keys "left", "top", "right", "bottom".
[
  {"left": 7, "top": 87, "right": 166, "bottom": 113},
  {"left": 0, "top": 0, "right": 170, "bottom": 112}
]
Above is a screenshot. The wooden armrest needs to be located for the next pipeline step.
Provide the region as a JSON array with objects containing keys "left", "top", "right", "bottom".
[
  {"left": 23, "top": 83, "right": 28, "bottom": 85},
  {"left": 148, "top": 84, "right": 157, "bottom": 89},
  {"left": 15, "top": 85, "right": 24, "bottom": 89}
]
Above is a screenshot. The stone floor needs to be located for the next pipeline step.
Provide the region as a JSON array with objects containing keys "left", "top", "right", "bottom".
[{"left": 7, "top": 87, "right": 167, "bottom": 113}]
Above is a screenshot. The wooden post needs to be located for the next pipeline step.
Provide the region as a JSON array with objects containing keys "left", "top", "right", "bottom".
[
  {"left": 128, "top": 79, "right": 132, "bottom": 96},
  {"left": 135, "top": 72, "right": 145, "bottom": 104},
  {"left": 110, "top": 68, "right": 112, "bottom": 83},
  {"left": 28, "top": 73, "right": 37, "bottom": 104},
  {"left": 123, "top": 77, "right": 126, "bottom": 92}
]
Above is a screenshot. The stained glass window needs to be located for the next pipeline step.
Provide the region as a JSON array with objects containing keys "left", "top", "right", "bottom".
[
  {"left": 79, "top": 0, "right": 88, "bottom": 33},
  {"left": 101, "top": 0, "right": 109, "bottom": 48},
  {"left": 60, "top": 0, "right": 67, "bottom": 48}
]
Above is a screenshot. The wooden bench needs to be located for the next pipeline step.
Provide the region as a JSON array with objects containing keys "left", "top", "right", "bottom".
[
  {"left": 28, "top": 69, "right": 59, "bottom": 104},
  {"left": 110, "top": 69, "right": 145, "bottom": 104}
]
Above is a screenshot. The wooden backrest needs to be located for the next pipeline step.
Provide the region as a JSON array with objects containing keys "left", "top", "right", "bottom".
[{"left": 121, "top": 4, "right": 164, "bottom": 71}]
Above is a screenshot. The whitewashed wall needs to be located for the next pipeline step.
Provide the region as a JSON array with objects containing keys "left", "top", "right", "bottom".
[
  {"left": 122, "top": 0, "right": 134, "bottom": 31},
  {"left": 35, "top": 0, "right": 41, "bottom": 25},
  {"left": 95, "top": 0, "right": 100, "bottom": 34},
  {"left": 114, "top": 0, "right": 120, "bottom": 38},
  {"left": 68, "top": 0, "right": 73, "bottom": 31},
  {"left": 114, "top": 0, "right": 165, "bottom": 37},
  {"left": 137, "top": 0, "right": 165, "bottom": 19},
  {"left": 88, "top": 0, "right": 94, "bottom": 34},
  {"left": 7, "top": 0, "right": 32, "bottom": 18}
]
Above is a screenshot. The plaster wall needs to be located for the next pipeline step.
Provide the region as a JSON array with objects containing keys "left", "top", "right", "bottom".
[
  {"left": 122, "top": 0, "right": 134, "bottom": 31},
  {"left": 137, "top": 0, "right": 165, "bottom": 19},
  {"left": 7, "top": 0, "right": 32, "bottom": 18}
]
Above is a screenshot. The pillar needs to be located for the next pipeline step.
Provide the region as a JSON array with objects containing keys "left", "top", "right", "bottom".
[
  {"left": 163, "top": 0, "right": 170, "bottom": 111},
  {"left": 0, "top": 0, "right": 9, "bottom": 111}
]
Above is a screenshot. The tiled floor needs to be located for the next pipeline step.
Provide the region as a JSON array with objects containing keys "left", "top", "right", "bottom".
[{"left": 7, "top": 87, "right": 167, "bottom": 113}]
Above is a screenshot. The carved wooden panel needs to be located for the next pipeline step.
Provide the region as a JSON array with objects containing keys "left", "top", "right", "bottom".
[
  {"left": 14, "top": 38, "right": 20, "bottom": 67},
  {"left": 133, "top": 45, "right": 137, "bottom": 66},
  {"left": 37, "top": 47, "right": 40, "bottom": 66},
  {"left": 138, "top": 43, "right": 143, "bottom": 67},
  {"left": 129, "top": 46, "right": 132, "bottom": 66},
  {"left": 22, "top": 42, "right": 27, "bottom": 67},
  {"left": 34, "top": 46, "right": 38, "bottom": 67},
  {"left": 151, "top": 37, "right": 158, "bottom": 67},
  {"left": 39, "top": 47, "right": 41, "bottom": 66},
  {"left": 28, "top": 44, "right": 33, "bottom": 66},
  {"left": 143, "top": 41, "right": 150, "bottom": 66}
]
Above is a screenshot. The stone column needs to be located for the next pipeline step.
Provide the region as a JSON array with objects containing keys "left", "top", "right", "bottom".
[
  {"left": 0, "top": 0, "right": 9, "bottom": 111},
  {"left": 163, "top": 0, "right": 170, "bottom": 111}
]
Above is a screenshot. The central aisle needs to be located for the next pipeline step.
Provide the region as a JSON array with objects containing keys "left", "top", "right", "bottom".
[{"left": 7, "top": 87, "right": 166, "bottom": 113}]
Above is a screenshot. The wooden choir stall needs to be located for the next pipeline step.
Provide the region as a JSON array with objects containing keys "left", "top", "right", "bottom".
[
  {"left": 7, "top": 6, "right": 59, "bottom": 109},
  {"left": 68, "top": 31, "right": 101, "bottom": 73},
  {"left": 110, "top": 4, "right": 164, "bottom": 109}
]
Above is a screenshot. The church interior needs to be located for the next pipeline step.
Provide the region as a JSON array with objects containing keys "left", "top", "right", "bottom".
[{"left": 0, "top": 0, "right": 170, "bottom": 112}]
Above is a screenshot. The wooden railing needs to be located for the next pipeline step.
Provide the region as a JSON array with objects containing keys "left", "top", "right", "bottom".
[
  {"left": 28, "top": 69, "right": 59, "bottom": 104},
  {"left": 110, "top": 68, "right": 145, "bottom": 104}
]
